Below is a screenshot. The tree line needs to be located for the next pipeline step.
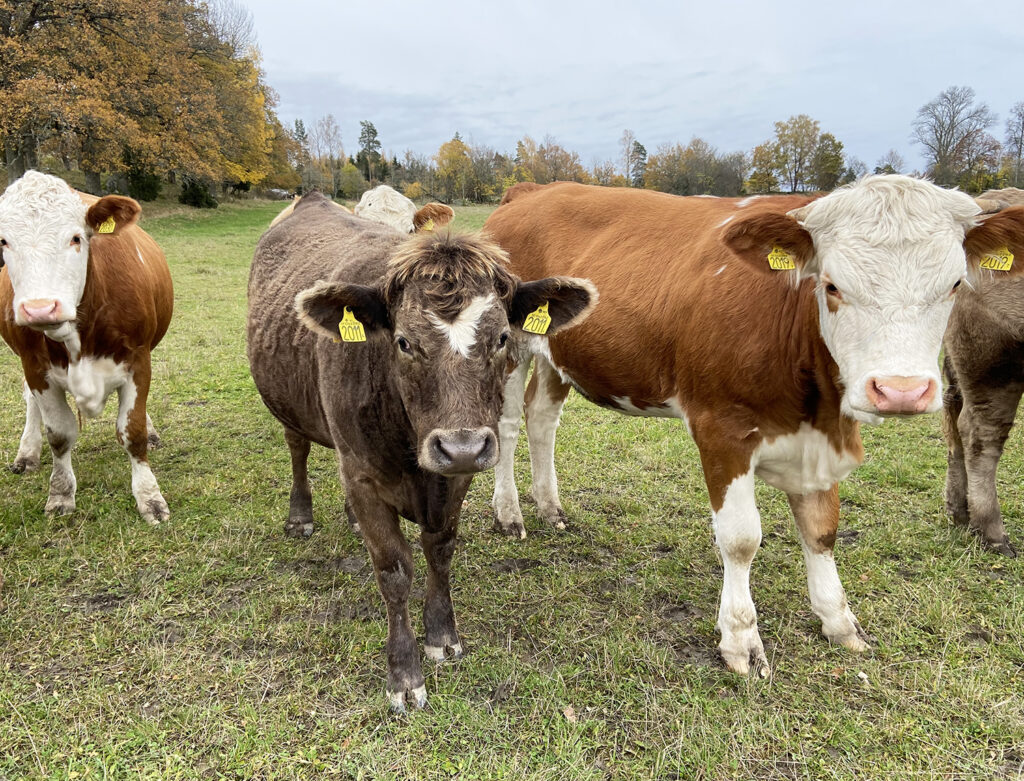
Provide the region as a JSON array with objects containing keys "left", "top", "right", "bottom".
[{"left": 2, "top": 2, "right": 1021, "bottom": 205}]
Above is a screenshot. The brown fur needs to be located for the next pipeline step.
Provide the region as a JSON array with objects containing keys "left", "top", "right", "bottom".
[{"left": 413, "top": 202, "right": 454, "bottom": 231}]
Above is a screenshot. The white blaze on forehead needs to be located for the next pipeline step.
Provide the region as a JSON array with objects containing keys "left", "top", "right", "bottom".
[{"left": 427, "top": 294, "right": 495, "bottom": 357}]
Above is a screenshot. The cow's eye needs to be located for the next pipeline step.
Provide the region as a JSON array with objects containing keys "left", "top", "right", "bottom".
[
  {"left": 497, "top": 331, "right": 509, "bottom": 349},
  {"left": 952, "top": 279, "right": 962, "bottom": 294},
  {"left": 70, "top": 235, "right": 82, "bottom": 246},
  {"left": 396, "top": 336, "right": 413, "bottom": 354},
  {"left": 825, "top": 282, "right": 841, "bottom": 298},
  {"left": 0, "top": 238, "right": 7, "bottom": 247}
]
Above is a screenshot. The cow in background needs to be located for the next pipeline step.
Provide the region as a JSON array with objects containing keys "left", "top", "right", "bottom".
[
  {"left": 485, "top": 176, "right": 1024, "bottom": 676},
  {"left": 247, "top": 191, "right": 595, "bottom": 710},
  {"left": 943, "top": 188, "right": 1024, "bottom": 556},
  {"left": 354, "top": 184, "right": 454, "bottom": 233},
  {"left": 0, "top": 171, "right": 173, "bottom": 523}
]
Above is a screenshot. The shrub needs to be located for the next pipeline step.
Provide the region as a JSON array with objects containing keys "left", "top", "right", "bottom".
[
  {"left": 403, "top": 181, "right": 424, "bottom": 200},
  {"left": 179, "top": 178, "right": 218, "bottom": 209},
  {"left": 127, "top": 167, "right": 162, "bottom": 201}
]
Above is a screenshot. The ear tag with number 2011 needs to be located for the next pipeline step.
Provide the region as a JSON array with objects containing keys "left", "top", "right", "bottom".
[
  {"left": 767, "top": 246, "right": 796, "bottom": 270},
  {"left": 337, "top": 307, "right": 366, "bottom": 343},
  {"left": 980, "top": 246, "right": 1014, "bottom": 271},
  {"left": 522, "top": 301, "right": 552, "bottom": 335}
]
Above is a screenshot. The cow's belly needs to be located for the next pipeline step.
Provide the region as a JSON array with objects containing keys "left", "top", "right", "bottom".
[
  {"left": 48, "top": 356, "right": 128, "bottom": 418},
  {"left": 753, "top": 423, "right": 862, "bottom": 495}
]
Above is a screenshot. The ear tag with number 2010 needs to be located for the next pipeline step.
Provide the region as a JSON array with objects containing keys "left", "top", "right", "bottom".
[
  {"left": 337, "top": 307, "right": 366, "bottom": 343},
  {"left": 522, "top": 302, "right": 552, "bottom": 335},
  {"left": 767, "top": 246, "right": 796, "bottom": 270},
  {"left": 980, "top": 246, "right": 1014, "bottom": 271}
]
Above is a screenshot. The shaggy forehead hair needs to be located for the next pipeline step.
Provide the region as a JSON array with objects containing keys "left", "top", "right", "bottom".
[
  {"left": 797, "top": 175, "right": 980, "bottom": 245},
  {"left": 0, "top": 170, "right": 86, "bottom": 228},
  {"left": 383, "top": 231, "right": 516, "bottom": 320}
]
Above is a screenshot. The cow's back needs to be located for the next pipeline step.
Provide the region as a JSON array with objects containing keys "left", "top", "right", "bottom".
[{"left": 247, "top": 193, "right": 404, "bottom": 443}]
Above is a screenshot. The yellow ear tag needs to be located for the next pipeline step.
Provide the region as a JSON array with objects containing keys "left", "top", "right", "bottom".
[
  {"left": 980, "top": 246, "right": 1014, "bottom": 271},
  {"left": 522, "top": 301, "right": 552, "bottom": 335},
  {"left": 97, "top": 216, "right": 116, "bottom": 234},
  {"left": 337, "top": 307, "right": 366, "bottom": 343},
  {"left": 767, "top": 246, "right": 796, "bottom": 270},
  {"left": 422, "top": 218, "right": 435, "bottom": 232}
]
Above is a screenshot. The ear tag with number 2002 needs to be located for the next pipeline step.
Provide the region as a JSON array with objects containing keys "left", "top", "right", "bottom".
[
  {"left": 767, "top": 246, "right": 796, "bottom": 270},
  {"left": 522, "top": 302, "right": 552, "bottom": 335},
  {"left": 337, "top": 307, "right": 366, "bottom": 343}
]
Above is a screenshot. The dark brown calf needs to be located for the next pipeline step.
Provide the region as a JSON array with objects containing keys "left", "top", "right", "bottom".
[{"left": 247, "top": 192, "right": 595, "bottom": 710}]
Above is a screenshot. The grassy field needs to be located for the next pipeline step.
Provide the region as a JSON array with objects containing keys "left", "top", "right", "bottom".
[{"left": 1, "top": 197, "right": 1022, "bottom": 780}]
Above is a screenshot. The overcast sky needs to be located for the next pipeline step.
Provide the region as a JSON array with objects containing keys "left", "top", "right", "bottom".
[{"left": 239, "top": 0, "right": 1022, "bottom": 173}]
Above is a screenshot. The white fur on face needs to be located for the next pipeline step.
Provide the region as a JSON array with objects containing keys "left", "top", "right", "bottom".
[
  {"left": 427, "top": 294, "right": 495, "bottom": 358},
  {"left": 0, "top": 171, "right": 90, "bottom": 324},
  {"left": 794, "top": 175, "right": 980, "bottom": 422},
  {"left": 354, "top": 184, "right": 417, "bottom": 233}
]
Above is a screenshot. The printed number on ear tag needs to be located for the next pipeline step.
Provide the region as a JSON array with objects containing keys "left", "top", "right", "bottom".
[
  {"left": 980, "top": 246, "right": 1014, "bottom": 271},
  {"left": 522, "top": 302, "right": 552, "bottom": 335},
  {"left": 422, "top": 218, "right": 435, "bottom": 232},
  {"left": 337, "top": 307, "right": 366, "bottom": 343},
  {"left": 767, "top": 246, "right": 796, "bottom": 270},
  {"left": 97, "top": 216, "right": 116, "bottom": 234}
]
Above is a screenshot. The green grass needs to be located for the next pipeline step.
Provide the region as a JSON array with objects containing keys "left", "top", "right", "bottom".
[{"left": 1, "top": 198, "right": 1023, "bottom": 779}]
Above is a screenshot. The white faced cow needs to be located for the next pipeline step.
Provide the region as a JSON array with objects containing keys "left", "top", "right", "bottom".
[
  {"left": 484, "top": 176, "right": 1024, "bottom": 677},
  {"left": 354, "top": 184, "right": 454, "bottom": 233},
  {"left": 0, "top": 171, "right": 173, "bottom": 523}
]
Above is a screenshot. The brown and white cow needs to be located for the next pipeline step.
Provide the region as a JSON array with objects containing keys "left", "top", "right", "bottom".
[
  {"left": 247, "top": 191, "right": 595, "bottom": 710},
  {"left": 943, "top": 189, "right": 1024, "bottom": 557},
  {"left": 0, "top": 171, "right": 173, "bottom": 523},
  {"left": 485, "top": 176, "right": 1024, "bottom": 677},
  {"left": 354, "top": 184, "right": 454, "bottom": 233}
]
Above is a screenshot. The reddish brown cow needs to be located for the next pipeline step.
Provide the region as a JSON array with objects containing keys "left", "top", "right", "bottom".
[
  {"left": 485, "top": 177, "right": 1024, "bottom": 676},
  {"left": 0, "top": 171, "right": 173, "bottom": 523}
]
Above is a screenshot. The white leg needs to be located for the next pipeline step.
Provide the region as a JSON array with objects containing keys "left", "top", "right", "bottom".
[
  {"left": 118, "top": 378, "right": 169, "bottom": 524},
  {"left": 713, "top": 470, "right": 769, "bottom": 677},
  {"left": 492, "top": 360, "right": 530, "bottom": 538},
  {"left": 12, "top": 380, "right": 43, "bottom": 473},
  {"left": 33, "top": 386, "right": 78, "bottom": 515},
  {"left": 525, "top": 357, "right": 571, "bottom": 529}
]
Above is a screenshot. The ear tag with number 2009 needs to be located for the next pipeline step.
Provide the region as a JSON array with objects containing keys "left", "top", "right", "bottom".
[
  {"left": 980, "top": 246, "right": 1014, "bottom": 271},
  {"left": 767, "top": 246, "right": 796, "bottom": 270},
  {"left": 337, "top": 307, "right": 366, "bottom": 343},
  {"left": 522, "top": 302, "right": 552, "bottom": 335}
]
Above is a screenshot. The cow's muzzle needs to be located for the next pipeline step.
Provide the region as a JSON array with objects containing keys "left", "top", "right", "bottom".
[
  {"left": 18, "top": 298, "right": 66, "bottom": 326},
  {"left": 865, "top": 375, "right": 938, "bottom": 415},
  {"left": 422, "top": 427, "right": 498, "bottom": 474}
]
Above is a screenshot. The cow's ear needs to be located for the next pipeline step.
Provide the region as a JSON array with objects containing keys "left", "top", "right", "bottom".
[
  {"left": 295, "top": 281, "right": 391, "bottom": 340},
  {"left": 509, "top": 276, "right": 598, "bottom": 336},
  {"left": 413, "top": 203, "right": 454, "bottom": 232},
  {"left": 721, "top": 211, "right": 816, "bottom": 276},
  {"left": 85, "top": 195, "right": 141, "bottom": 236},
  {"left": 964, "top": 206, "right": 1024, "bottom": 278}
]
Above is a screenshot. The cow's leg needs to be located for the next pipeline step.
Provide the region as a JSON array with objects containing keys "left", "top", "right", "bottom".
[
  {"left": 12, "top": 380, "right": 43, "bottom": 474},
  {"left": 145, "top": 413, "right": 161, "bottom": 449},
  {"left": 116, "top": 361, "right": 169, "bottom": 524},
  {"left": 525, "top": 356, "right": 572, "bottom": 530},
  {"left": 33, "top": 385, "right": 78, "bottom": 515},
  {"left": 348, "top": 478, "right": 424, "bottom": 711},
  {"left": 942, "top": 355, "right": 970, "bottom": 526},
  {"left": 283, "top": 427, "right": 315, "bottom": 538},
  {"left": 788, "top": 486, "right": 869, "bottom": 652},
  {"left": 959, "top": 384, "right": 1022, "bottom": 556},
  {"left": 699, "top": 446, "right": 768, "bottom": 677},
  {"left": 421, "top": 521, "right": 463, "bottom": 663},
  {"left": 492, "top": 359, "right": 529, "bottom": 538}
]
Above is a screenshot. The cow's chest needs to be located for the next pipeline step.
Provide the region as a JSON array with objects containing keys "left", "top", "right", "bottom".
[
  {"left": 48, "top": 356, "right": 129, "bottom": 418},
  {"left": 753, "top": 423, "right": 862, "bottom": 495}
]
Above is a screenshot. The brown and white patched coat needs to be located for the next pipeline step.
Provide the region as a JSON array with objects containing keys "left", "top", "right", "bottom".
[
  {"left": 0, "top": 171, "right": 173, "bottom": 523},
  {"left": 484, "top": 176, "right": 1024, "bottom": 676}
]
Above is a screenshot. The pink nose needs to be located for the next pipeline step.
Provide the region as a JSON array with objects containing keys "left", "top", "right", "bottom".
[
  {"left": 20, "top": 299, "right": 62, "bottom": 325},
  {"left": 865, "top": 376, "right": 936, "bottom": 414}
]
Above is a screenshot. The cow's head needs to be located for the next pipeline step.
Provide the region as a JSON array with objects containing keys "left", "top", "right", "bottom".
[
  {"left": 355, "top": 184, "right": 453, "bottom": 234},
  {"left": 0, "top": 170, "right": 140, "bottom": 332},
  {"left": 723, "top": 175, "right": 1024, "bottom": 423},
  {"left": 295, "top": 232, "right": 597, "bottom": 475}
]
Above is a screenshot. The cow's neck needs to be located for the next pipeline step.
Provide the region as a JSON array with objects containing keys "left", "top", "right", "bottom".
[{"left": 42, "top": 322, "right": 81, "bottom": 362}]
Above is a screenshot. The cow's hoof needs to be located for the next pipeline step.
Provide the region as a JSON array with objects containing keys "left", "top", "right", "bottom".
[
  {"left": 493, "top": 517, "right": 527, "bottom": 539},
  {"left": 533, "top": 498, "right": 567, "bottom": 531},
  {"left": 493, "top": 501, "right": 527, "bottom": 539},
  {"left": 720, "top": 639, "right": 769, "bottom": 678},
  {"left": 10, "top": 456, "right": 40, "bottom": 474},
  {"left": 147, "top": 433, "right": 162, "bottom": 450},
  {"left": 142, "top": 499, "right": 170, "bottom": 525},
  {"left": 388, "top": 684, "right": 428, "bottom": 713},
  {"left": 828, "top": 620, "right": 871, "bottom": 652},
  {"left": 983, "top": 536, "right": 1018, "bottom": 558},
  {"left": 45, "top": 497, "right": 75, "bottom": 516},
  {"left": 284, "top": 519, "right": 315, "bottom": 538},
  {"left": 425, "top": 642, "right": 464, "bottom": 663}
]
